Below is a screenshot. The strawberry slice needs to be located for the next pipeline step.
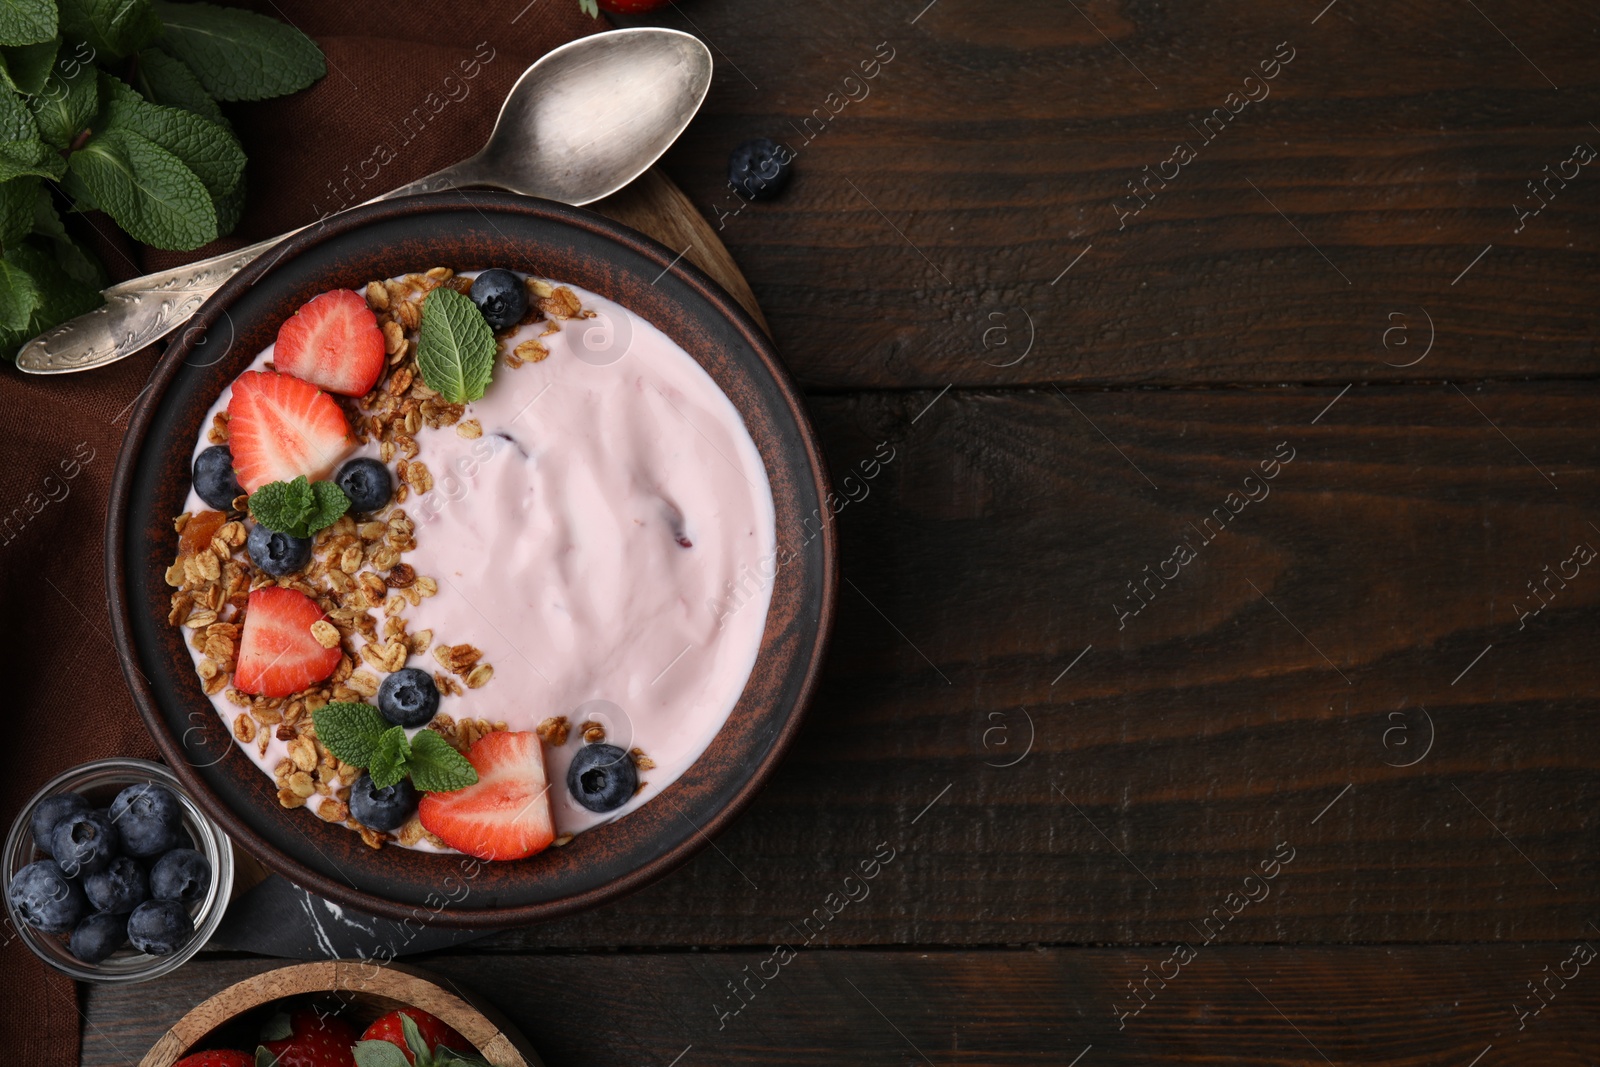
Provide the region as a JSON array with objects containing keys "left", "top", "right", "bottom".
[
  {"left": 226, "top": 370, "right": 353, "bottom": 492},
  {"left": 233, "top": 587, "right": 341, "bottom": 698},
  {"left": 273, "top": 289, "right": 386, "bottom": 398},
  {"left": 418, "top": 732, "right": 555, "bottom": 861}
]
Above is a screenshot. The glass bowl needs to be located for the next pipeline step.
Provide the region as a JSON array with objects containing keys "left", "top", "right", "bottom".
[{"left": 3, "top": 758, "right": 234, "bottom": 982}]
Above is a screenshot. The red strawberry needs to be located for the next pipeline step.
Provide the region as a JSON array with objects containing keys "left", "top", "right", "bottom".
[
  {"left": 174, "top": 1052, "right": 253, "bottom": 1067},
  {"left": 263, "top": 1008, "right": 358, "bottom": 1067},
  {"left": 360, "top": 1007, "right": 470, "bottom": 1065},
  {"left": 418, "top": 731, "right": 555, "bottom": 861},
  {"left": 598, "top": 0, "right": 674, "bottom": 12},
  {"left": 274, "top": 289, "right": 386, "bottom": 398},
  {"left": 226, "top": 370, "right": 353, "bottom": 493},
  {"left": 234, "top": 587, "right": 342, "bottom": 697}
]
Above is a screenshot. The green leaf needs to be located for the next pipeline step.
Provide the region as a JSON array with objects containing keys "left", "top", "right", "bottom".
[
  {"left": 406, "top": 730, "right": 478, "bottom": 794},
  {"left": 416, "top": 287, "right": 494, "bottom": 404},
  {"left": 0, "top": 237, "right": 99, "bottom": 360},
  {"left": 368, "top": 726, "right": 410, "bottom": 790},
  {"left": 311, "top": 702, "right": 389, "bottom": 769},
  {"left": 0, "top": 0, "right": 55, "bottom": 47},
  {"left": 134, "top": 46, "right": 223, "bottom": 124},
  {"left": 153, "top": 1, "right": 324, "bottom": 102},
  {"left": 2, "top": 37, "right": 60, "bottom": 95},
  {"left": 578, "top": 0, "right": 599, "bottom": 16},
  {"left": 247, "top": 474, "right": 348, "bottom": 537},
  {"left": 210, "top": 165, "right": 241, "bottom": 233},
  {"left": 66, "top": 126, "right": 216, "bottom": 249},
  {"left": 0, "top": 137, "right": 61, "bottom": 181},
  {"left": 352, "top": 1041, "right": 411, "bottom": 1067},
  {"left": 0, "top": 72, "right": 35, "bottom": 138},
  {"left": 98, "top": 72, "right": 243, "bottom": 198},
  {"left": 0, "top": 174, "right": 35, "bottom": 246},
  {"left": 0, "top": 251, "right": 38, "bottom": 329},
  {"left": 31, "top": 184, "right": 104, "bottom": 286},
  {"left": 58, "top": 0, "right": 161, "bottom": 58},
  {"left": 398, "top": 1013, "right": 430, "bottom": 1062},
  {"left": 258, "top": 1012, "right": 293, "bottom": 1042},
  {"left": 29, "top": 58, "right": 98, "bottom": 149},
  {"left": 255, "top": 1046, "right": 280, "bottom": 1067}
]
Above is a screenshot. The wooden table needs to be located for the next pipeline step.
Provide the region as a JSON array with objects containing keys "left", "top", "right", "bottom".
[{"left": 85, "top": 0, "right": 1600, "bottom": 1062}]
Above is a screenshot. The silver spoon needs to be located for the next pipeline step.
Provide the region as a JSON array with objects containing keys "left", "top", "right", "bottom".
[{"left": 16, "top": 27, "right": 712, "bottom": 375}]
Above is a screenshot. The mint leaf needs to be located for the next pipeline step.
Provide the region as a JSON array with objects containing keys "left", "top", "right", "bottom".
[
  {"left": 0, "top": 238, "right": 99, "bottom": 360},
  {"left": 0, "top": 0, "right": 55, "bottom": 47},
  {"left": 406, "top": 730, "right": 478, "bottom": 793},
  {"left": 352, "top": 1041, "right": 410, "bottom": 1067},
  {"left": 368, "top": 726, "right": 410, "bottom": 790},
  {"left": 0, "top": 252, "right": 37, "bottom": 329},
  {"left": 0, "top": 174, "right": 36, "bottom": 246},
  {"left": 0, "top": 137, "right": 63, "bottom": 181},
  {"left": 58, "top": 0, "right": 160, "bottom": 58},
  {"left": 99, "top": 73, "right": 243, "bottom": 198},
  {"left": 2, "top": 37, "right": 60, "bottom": 95},
  {"left": 416, "top": 287, "right": 495, "bottom": 404},
  {"left": 134, "top": 47, "right": 224, "bottom": 124},
  {"left": 248, "top": 475, "right": 347, "bottom": 537},
  {"left": 0, "top": 70, "right": 35, "bottom": 138},
  {"left": 311, "top": 702, "right": 389, "bottom": 769},
  {"left": 29, "top": 60, "right": 98, "bottom": 149},
  {"left": 153, "top": 1, "right": 324, "bottom": 102},
  {"left": 30, "top": 184, "right": 104, "bottom": 287},
  {"left": 65, "top": 126, "right": 215, "bottom": 249},
  {"left": 210, "top": 169, "right": 242, "bottom": 234}
]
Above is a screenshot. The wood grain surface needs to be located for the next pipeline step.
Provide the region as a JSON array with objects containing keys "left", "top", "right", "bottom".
[{"left": 86, "top": 949, "right": 1600, "bottom": 1066}]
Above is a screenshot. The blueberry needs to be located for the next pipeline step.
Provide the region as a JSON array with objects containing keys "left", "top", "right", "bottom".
[
  {"left": 335, "top": 457, "right": 393, "bottom": 513},
  {"left": 728, "top": 137, "right": 794, "bottom": 201},
  {"left": 566, "top": 743, "right": 638, "bottom": 813},
  {"left": 83, "top": 856, "right": 149, "bottom": 914},
  {"left": 348, "top": 773, "right": 418, "bottom": 832},
  {"left": 149, "top": 848, "right": 211, "bottom": 905},
  {"left": 193, "top": 445, "right": 244, "bottom": 510},
  {"left": 110, "top": 783, "right": 185, "bottom": 859},
  {"left": 69, "top": 912, "right": 129, "bottom": 964},
  {"left": 6, "top": 860, "right": 88, "bottom": 934},
  {"left": 469, "top": 268, "right": 528, "bottom": 331},
  {"left": 51, "top": 809, "right": 118, "bottom": 877},
  {"left": 376, "top": 667, "right": 440, "bottom": 728},
  {"left": 127, "top": 898, "right": 193, "bottom": 955},
  {"left": 29, "top": 792, "right": 90, "bottom": 857},
  {"left": 246, "top": 523, "right": 313, "bottom": 576}
]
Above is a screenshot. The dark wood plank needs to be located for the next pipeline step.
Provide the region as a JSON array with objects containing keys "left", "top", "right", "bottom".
[
  {"left": 652, "top": 0, "right": 1600, "bottom": 388},
  {"left": 85, "top": 947, "right": 1600, "bottom": 1066},
  {"left": 444, "top": 383, "right": 1599, "bottom": 949}
]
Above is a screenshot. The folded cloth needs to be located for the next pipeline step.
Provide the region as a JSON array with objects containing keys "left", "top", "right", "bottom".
[{"left": 0, "top": 3, "right": 599, "bottom": 1060}]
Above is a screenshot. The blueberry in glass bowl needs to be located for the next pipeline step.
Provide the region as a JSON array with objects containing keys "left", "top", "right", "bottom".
[{"left": 3, "top": 758, "right": 234, "bottom": 982}]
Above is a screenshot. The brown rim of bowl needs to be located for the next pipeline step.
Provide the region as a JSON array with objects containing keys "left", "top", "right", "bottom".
[{"left": 106, "top": 191, "right": 837, "bottom": 927}]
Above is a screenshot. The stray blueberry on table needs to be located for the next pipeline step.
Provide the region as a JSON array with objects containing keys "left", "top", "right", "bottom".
[
  {"left": 348, "top": 773, "right": 418, "bottom": 832},
  {"left": 334, "top": 457, "right": 393, "bottom": 513},
  {"left": 149, "top": 849, "right": 211, "bottom": 905},
  {"left": 728, "top": 137, "right": 794, "bottom": 201},
  {"left": 83, "top": 856, "right": 149, "bottom": 915},
  {"left": 377, "top": 667, "right": 441, "bottom": 728},
  {"left": 69, "top": 912, "right": 129, "bottom": 964},
  {"left": 246, "top": 523, "right": 313, "bottom": 576},
  {"left": 110, "top": 783, "right": 185, "bottom": 859},
  {"left": 29, "top": 792, "right": 90, "bottom": 857},
  {"left": 126, "top": 898, "right": 194, "bottom": 955},
  {"left": 6, "top": 860, "right": 88, "bottom": 934},
  {"left": 566, "top": 743, "right": 638, "bottom": 813},
  {"left": 50, "top": 809, "right": 118, "bottom": 878},
  {"left": 469, "top": 268, "right": 529, "bottom": 331},
  {"left": 192, "top": 445, "right": 244, "bottom": 510}
]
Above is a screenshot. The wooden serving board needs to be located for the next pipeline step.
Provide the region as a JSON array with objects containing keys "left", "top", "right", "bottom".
[{"left": 595, "top": 168, "right": 769, "bottom": 336}]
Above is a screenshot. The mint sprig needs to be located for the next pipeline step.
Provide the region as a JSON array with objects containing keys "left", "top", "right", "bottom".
[
  {"left": 153, "top": 1, "right": 324, "bottom": 102},
  {"left": 415, "top": 287, "right": 495, "bottom": 404},
  {"left": 248, "top": 475, "right": 348, "bottom": 538},
  {"left": 312, "top": 702, "right": 479, "bottom": 794}
]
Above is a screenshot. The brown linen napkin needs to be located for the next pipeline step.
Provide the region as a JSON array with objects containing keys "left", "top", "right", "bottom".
[{"left": 0, "top": 4, "right": 600, "bottom": 1061}]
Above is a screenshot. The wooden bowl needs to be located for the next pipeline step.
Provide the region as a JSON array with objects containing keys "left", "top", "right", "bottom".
[
  {"left": 107, "top": 192, "right": 836, "bottom": 926},
  {"left": 140, "top": 961, "right": 542, "bottom": 1067}
]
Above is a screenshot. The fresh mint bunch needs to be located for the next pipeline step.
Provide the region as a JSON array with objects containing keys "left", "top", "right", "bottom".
[
  {"left": 0, "top": 0, "right": 326, "bottom": 360},
  {"left": 313, "top": 702, "right": 480, "bottom": 793},
  {"left": 248, "top": 474, "right": 348, "bottom": 538}
]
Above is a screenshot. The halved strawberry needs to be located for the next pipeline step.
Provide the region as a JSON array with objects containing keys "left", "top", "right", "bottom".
[
  {"left": 226, "top": 370, "right": 353, "bottom": 493},
  {"left": 360, "top": 1007, "right": 470, "bottom": 1065},
  {"left": 274, "top": 289, "right": 386, "bottom": 398},
  {"left": 418, "top": 732, "right": 555, "bottom": 861},
  {"left": 233, "top": 587, "right": 341, "bottom": 698}
]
